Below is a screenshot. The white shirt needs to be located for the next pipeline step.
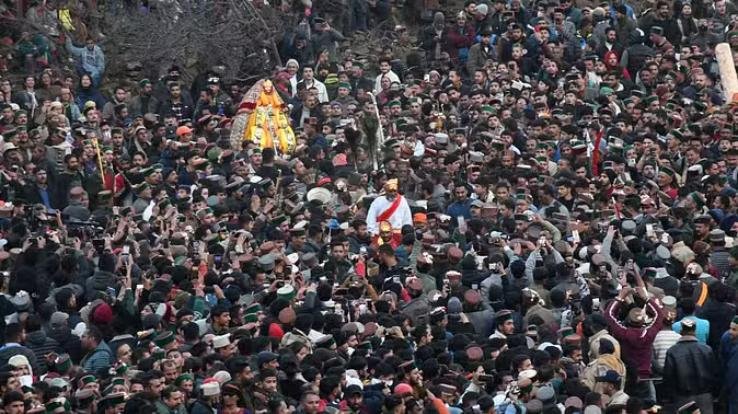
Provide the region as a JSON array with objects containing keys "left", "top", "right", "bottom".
[
  {"left": 366, "top": 194, "right": 413, "bottom": 235},
  {"left": 373, "top": 70, "right": 401, "bottom": 95},
  {"left": 298, "top": 79, "right": 329, "bottom": 103},
  {"left": 289, "top": 75, "right": 298, "bottom": 97}
]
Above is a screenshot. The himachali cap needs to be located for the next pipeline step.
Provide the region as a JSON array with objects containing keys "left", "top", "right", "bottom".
[
  {"left": 258, "top": 254, "right": 276, "bottom": 271},
  {"left": 398, "top": 360, "right": 417, "bottom": 373},
  {"left": 495, "top": 309, "right": 513, "bottom": 322},
  {"left": 74, "top": 388, "right": 95, "bottom": 404},
  {"left": 115, "top": 363, "right": 128, "bottom": 375},
  {"left": 48, "top": 377, "right": 69, "bottom": 390},
  {"left": 78, "top": 374, "right": 96, "bottom": 387},
  {"left": 709, "top": 229, "right": 726, "bottom": 243},
  {"left": 536, "top": 386, "right": 556, "bottom": 405},
  {"left": 661, "top": 296, "right": 677, "bottom": 309},
  {"left": 681, "top": 318, "right": 696, "bottom": 330},
  {"left": 659, "top": 166, "right": 676, "bottom": 178},
  {"left": 213, "top": 334, "right": 231, "bottom": 349},
  {"left": 201, "top": 381, "right": 221, "bottom": 396},
  {"left": 315, "top": 334, "right": 336, "bottom": 348},
  {"left": 55, "top": 354, "right": 72, "bottom": 373},
  {"left": 650, "top": 26, "right": 664, "bottom": 36},
  {"left": 45, "top": 398, "right": 70, "bottom": 413},
  {"left": 97, "top": 392, "right": 126, "bottom": 412},
  {"left": 677, "top": 401, "right": 699, "bottom": 413},
  {"left": 175, "top": 373, "right": 194, "bottom": 386},
  {"left": 153, "top": 331, "right": 176, "bottom": 348}
]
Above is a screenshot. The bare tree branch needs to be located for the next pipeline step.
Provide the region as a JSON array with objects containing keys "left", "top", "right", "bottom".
[{"left": 101, "top": 0, "right": 285, "bottom": 84}]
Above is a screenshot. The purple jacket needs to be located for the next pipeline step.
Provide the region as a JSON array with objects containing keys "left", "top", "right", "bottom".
[{"left": 604, "top": 298, "right": 664, "bottom": 379}]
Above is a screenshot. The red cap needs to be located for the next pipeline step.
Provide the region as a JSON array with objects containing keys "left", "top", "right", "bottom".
[
  {"left": 92, "top": 302, "right": 113, "bottom": 324},
  {"left": 176, "top": 126, "right": 193, "bottom": 137},
  {"left": 394, "top": 383, "right": 413, "bottom": 395}
]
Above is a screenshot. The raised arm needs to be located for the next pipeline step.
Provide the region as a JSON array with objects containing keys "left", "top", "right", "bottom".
[
  {"left": 64, "top": 37, "right": 84, "bottom": 58},
  {"left": 604, "top": 287, "right": 632, "bottom": 338}
]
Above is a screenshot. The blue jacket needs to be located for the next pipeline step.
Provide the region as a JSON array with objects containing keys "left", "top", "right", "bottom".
[
  {"left": 82, "top": 341, "right": 113, "bottom": 374},
  {"left": 673, "top": 316, "right": 710, "bottom": 344},
  {"left": 75, "top": 86, "right": 106, "bottom": 113},
  {"left": 721, "top": 332, "right": 738, "bottom": 397},
  {"left": 446, "top": 199, "right": 472, "bottom": 227}
]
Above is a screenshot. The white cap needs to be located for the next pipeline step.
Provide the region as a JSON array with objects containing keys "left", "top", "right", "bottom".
[
  {"left": 212, "top": 370, "right": 232, "bottom": 384},
  {"left": 212, "top": 333, "right": 231, "bottom": 349},
  {"left": 201, "top": 381, "right": 220, "bottom": 396},
  {"left": 8, "top": 355, "right": 29, "bottom": 368}
]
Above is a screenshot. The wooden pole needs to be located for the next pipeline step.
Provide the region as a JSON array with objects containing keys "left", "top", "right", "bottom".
[
  {"left": 367, "top": 92, "right": 384, "bottom": 171},
  {"left": 716, "top": 43, "right": 738, "bottom": 103}
]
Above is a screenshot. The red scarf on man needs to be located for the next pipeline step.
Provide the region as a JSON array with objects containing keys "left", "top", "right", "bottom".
[{"left": 377, "top": 195, "right": 403, "bottom": 222}]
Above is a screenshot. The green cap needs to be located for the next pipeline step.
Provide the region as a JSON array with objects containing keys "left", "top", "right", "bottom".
[
  {"left": 115, "top": 363, "right": 128, "bottom": 376},
  {"left": 133, "top": 182, "right": 150, "bottom": 193},
  {"left": 659, "top": 166, "right": 675, "bottom": 178},
  {"left": 55, "top": 354, "right": 72, "bottom": 373},
  {"left": 46, "top": 399, "right": 68, "bottom": 414},
  {"left": 207, "top": 147, "right": 222, "bottom": 162},
  {"left": 245, "top": 303, "right": 262, "bottom": 315},
  {"left": 153, "top": 331, "right": 176, "bottom": 348},
  {"left": 175, "top": 373, "right": 194, "bottom": 386}
]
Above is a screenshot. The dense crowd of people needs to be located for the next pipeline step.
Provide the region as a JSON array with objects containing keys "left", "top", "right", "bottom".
[{"left": 2, "top": 0, "right": 738, "bottom": 413}]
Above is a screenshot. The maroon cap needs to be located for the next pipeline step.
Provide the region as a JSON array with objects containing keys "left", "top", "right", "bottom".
[
  {"left": 465, "top": 345, "right": 484, "bottom": 360},
  {"left": 447, "top": 246, "right": 463, "bottom": 262},
  {"left": 464, "top": 289, "right": 481, "bottom": 305}
]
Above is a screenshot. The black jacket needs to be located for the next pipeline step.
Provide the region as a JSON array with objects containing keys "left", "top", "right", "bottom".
[
  {"left": 662, "top": 336, "right": 717, "bottom": 398},
  {"left": 85, "top": 270, "right": 117, "bottom": 302},
  {"left": 696, "top": 299, "right": 736, "bottom": 350},
  {"left": 48, "top": 327, "right": 84, "bottom": 364},
  {"left": 25, "top": 330, "right": 61, "bottom": 374}
]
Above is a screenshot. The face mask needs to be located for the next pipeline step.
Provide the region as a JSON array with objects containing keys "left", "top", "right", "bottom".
[{"left": 20, "top": 375, "right": 33, "bottom": 387}]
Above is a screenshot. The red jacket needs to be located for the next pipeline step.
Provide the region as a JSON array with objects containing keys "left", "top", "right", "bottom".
[
  {"left": 445, "top": 24, "right": 475, "bottom": 60},
  {"left": 604, "top": 298, "right": 664, "bottom": 379}
]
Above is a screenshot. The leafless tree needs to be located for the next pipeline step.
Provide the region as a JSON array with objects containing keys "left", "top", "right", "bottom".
[{"left": 102, "top": 0, "right": 287, "bottom": 84}]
